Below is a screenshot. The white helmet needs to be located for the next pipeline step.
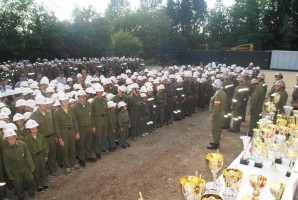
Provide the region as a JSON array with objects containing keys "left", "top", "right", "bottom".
[
  {"left": 126, "top": 78, "right": 133, "bottom": 85},
  {"left": 20, "top": 81, "right": 29, "bottom": 88},
  {"left": 32, "top": 90, "right": 42, "bottom": 96},
  {"left": 1, "top": 107, "right": 11, "bottom": 116},
  {"left": 76, "top": 89, "right": 86, "bottom": 96},
  {"left": 58, "top": 93, "right": 69, "bottom": 101},
  {"left": 40, "top": 77, "right": 49, "bottom": 85},
  {"left": 212, "top": 79, "right": 223, "bottom": 89},
  {"left": 53, "top": 100, "right": 61, "bottom": 107},
  {"left": 4, "top": 89, "right": 14, "bottom": 96},
  {"left": 3, "top": 123, "right": 17, "bottom": 131},
  {"left": 45, "top": 87, "right": 55, "bottom": 93},
  {"left": 23, "top": 112, "right": 32, "bottom": 121},
  {"left": 25, "top": 119, "right": 39, "bottom": 129},
  {"left": 107, "top": 101, "right": 117, "bottom": 109},
  {"left": 140, "top": 86, "right": 147, "bottom": 93},
  {"left": 117, "top": 101, "right": 127, "bottom": 109},
  {"left": 131, "top": 83, "right": 139, "bottom": 89},
  {"left": 13, "top": 88, "right": 23, "bottom": 95},
  {"left": 3, "top": 129, "right": 17, "bottom": 139},
  {"left": 94, "top": 85, "right": 104, "bottom": 93},
  {"left": 35, "top": 95, "right": 47, "bottom": 105},
  {"left": 16, "top": 99, "right": 26, "bottom": 107},
  {"left": 22, "top": 88, "right": 32, "bottom": 96},
  {"left": 73, "top": 84, "right": 83, "bottom": 90},
  {"left": 0, "top": 121, "right": 7, "bottom": 129},
  {"left": 106, "top": 93, "right": 115, "bottom": 101},
  {"left": 13, "top": 113, "right": 24, "bottom": 122},
  {"left": 157, "top": 84, "right": 165, "bottom": 90},
  {"left": 140, "top": 93, "right": 147, "bottom": 98},
  {"left": 0, "top": 112, "right": 9, "bottom": 119}
]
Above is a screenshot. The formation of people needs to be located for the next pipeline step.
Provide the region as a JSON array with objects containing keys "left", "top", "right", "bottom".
[{"left": 0, "top": 57, "right": 295, "bottom": 200}]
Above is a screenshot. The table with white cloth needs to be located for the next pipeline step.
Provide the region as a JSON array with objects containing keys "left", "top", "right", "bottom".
[{"left": 214, "top": 149, "right": 298, "bottom": 200}]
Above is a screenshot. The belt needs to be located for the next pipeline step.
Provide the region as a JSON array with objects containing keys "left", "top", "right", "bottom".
[
  {"left": 32, "top": 151, "right": 43, "bottom": 156},
  {"left": 95, "top": 114, "right": 105, "bottom": 117},
  {"left": 46, "top": 134, "right": 54, "bottom": 138}
]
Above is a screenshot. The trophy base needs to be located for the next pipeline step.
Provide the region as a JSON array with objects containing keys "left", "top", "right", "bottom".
[
  {"left": 275, "top": 158, "right": 282, "bottom": 164},
  {"left": 254, "top": 162, "right": 263, "bottom": 168},
  {"left": 286, "top": 172, "right": 291, "bottom": 177},
  {"left": 240, "top": 158, "right": 249, "bottom": 165}
]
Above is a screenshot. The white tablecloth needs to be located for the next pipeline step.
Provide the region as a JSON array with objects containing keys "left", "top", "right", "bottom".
[{"left": 214, "top": 150, "right": 298, "bottom": 200}]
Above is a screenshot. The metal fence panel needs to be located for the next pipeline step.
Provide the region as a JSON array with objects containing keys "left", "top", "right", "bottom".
[{"left": 270, "top": 50, "right": 298, "bottom": 71}]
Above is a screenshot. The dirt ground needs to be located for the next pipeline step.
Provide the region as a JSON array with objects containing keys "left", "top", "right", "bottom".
[{"left": 24, "top": 69, "right": 295, "bottom": 200}]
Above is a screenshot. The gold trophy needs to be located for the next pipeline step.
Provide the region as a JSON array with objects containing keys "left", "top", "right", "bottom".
[
  {"left": 270, "top": 182, "right": 286, "bottom": 200},
  {"left": 242, "top": 195, "right": 258, "bottom": 200},
  {"left": 200, "top": 194, "right": 223, "bottom": 200},
  {"left": 253, "top": 139, "right": 265, "bottom": 168},
  {"left": 221, "top": 168, "right": 243, "bottom": 200},
  {"left": 180, "top": 175, "right": 206, "bottom": 200},
  {"left": 248, "top": 174, "right": 267, "bottom": 198},
  {"left": 205, "top": 151, "right": 223, "bottom": 194}
]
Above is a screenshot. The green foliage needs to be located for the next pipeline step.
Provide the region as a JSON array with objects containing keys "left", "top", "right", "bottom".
[
  {"left": 105, "top": 0, "right": 131, "bottom": 20},
  {"left": 0, "top": 0, "right": 298, "bottom": 62},
  {"left": 111, "top": 30, "right": 143, "bottom": 57}
]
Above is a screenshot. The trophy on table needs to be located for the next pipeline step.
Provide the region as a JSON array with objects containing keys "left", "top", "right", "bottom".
[
  {"left": 200, "top": 194, "right": 223, "bottom": 200},
  {"left": 205, "top": 150, "right": 223, "bottom": 195},
  {"left": 286, "top": 151, "right": 298, "bottom": 177},
  {"left": 270, "top": 182, "right": 286, "bottom": 200},
  {"left": 240, "top": 136, "right": 251, "bottom": 165},
  {"left": 221, "top": 168, "right": 243, "bottom": 200},
  {"left": 253, "top": 139, "right": 265, "bottom": 168},
  {"left": 283, "top": 106, "right": 293, "bottom": 120},
  {"left": 248, "top": 174, "right": 267, "bottom": 199},
  {"left": 180, "top": 174, "right": 206, "bottom": 200}
]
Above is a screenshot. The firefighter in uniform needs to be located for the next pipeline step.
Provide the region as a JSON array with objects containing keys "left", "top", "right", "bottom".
[
  {"left": 291, "top": 73, "right": 298, "bottom": 110},
  {"left": 249, "top": 79, "right": 265, "bottom": 136},
  {"left": 228, "top": 74, "right": 250, "bottom": 133},
  {"left": 222, "top": 71, "right": 235, "bottom": 129},
  {"left": 207, "top": 79, "right": 227, "bottom": 149}
]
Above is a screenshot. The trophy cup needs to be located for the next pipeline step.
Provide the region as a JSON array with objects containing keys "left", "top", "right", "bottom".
[
  {"left": 180, "top": 175, "right": 206, "bottom": 200},
  {"left": 205, "top": 151, "right": 223, "bottom": 194},
  {"left": 200, "top": 194, "right": 223, "bottom": 200},
  {"left": 286, "top": 151, "right": 298, "bottom": 177},
  {"left": 240, "top": 136, "right": 251, "bottom": 165},
  {"left": 248, "top": 174, "right": 267, "bottom": 198},
  {"left": 242, "top": 196, "right": 258, "bottom": 200},
  {"left": 270, "top": 182, "right": 286, "bottom": 200},
  {"left": 253, "top": 139, "right": 265, "bottom": 168},
  {"left": 283, "top": 106, "right": 293, "bottom": 119},
  {"left": 222, "top": 168, "right": 243, "bottom": 200}
]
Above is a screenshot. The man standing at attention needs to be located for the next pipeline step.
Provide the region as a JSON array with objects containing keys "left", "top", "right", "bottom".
[{"left": 207, "top": 79, "right": 227, "bottom": 149}]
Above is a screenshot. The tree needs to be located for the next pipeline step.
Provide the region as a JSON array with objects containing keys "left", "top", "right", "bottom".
[
  {"left": 229, "top": 0, "right": 263, "bottom": 49},
  {"left": 140, "top": 0, "right": 163, "bottom": 11},
  {"left": 105, "top": 0, "right": 131, "bottom": 20},
  {"left": 166, "top": 0, "right": 207, "bottom": 49},
  {"left": 111, "top": 30, "right": 143, "bottom": 57},
  {"left": 114, "top": 10, "right": 171, "bottom": 58},
  {"left": 205, "top": 0, "right": 230, "bottom": 49}
]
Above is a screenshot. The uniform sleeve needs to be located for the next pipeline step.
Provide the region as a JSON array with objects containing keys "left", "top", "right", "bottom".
[
  {"left": 232, "top": 87, "right": 239, "bottom": 105},
  {"left": 23, "top": 142, "right": 35, "bottom": 171},
  {"left": 73, "top": 110, "right": 79, "bottom": 133},
  {"left": 250, "top": 89, "right": 258, "bottom": 112},
  {"left": 118, "top": 113, "right": 123, "bottom": 128},
  {"left": 54, "top": 110, "right": 61, "bottom": 138},
  {"left": 212, "top": 94, "right": 222, "bottom": 116},
  {"left": 91, "top": 100, "right": 95, "bottom": 128},
  {"left": 3, "top": 149, "right": 13, "bottom": 179},
  {"left": 42, "top": 136, "right": 49, "bottom": 157}
]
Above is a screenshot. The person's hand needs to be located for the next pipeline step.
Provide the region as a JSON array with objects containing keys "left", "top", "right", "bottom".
[
  {"left": 54, "top": 137, "right": 59, "bottom": 143},
  {"left": 75, "top": 133, "right": 80, "bottom": 140},
  {"left": 44, "top": 156, "right": 48, "bottom": 162},
  {"left": 59, "top": 138, "right": 64, "bottom": 147},
  {"left": 92, "top": 127, "right": 96, "bottom": 133},
  {"left": 120, "top": 128, "right": 124, "bottom": 132}
]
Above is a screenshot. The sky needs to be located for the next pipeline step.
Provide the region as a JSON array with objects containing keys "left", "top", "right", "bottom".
[{"left": 36, "top": 0, "right": 235, "bottom": 21}]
